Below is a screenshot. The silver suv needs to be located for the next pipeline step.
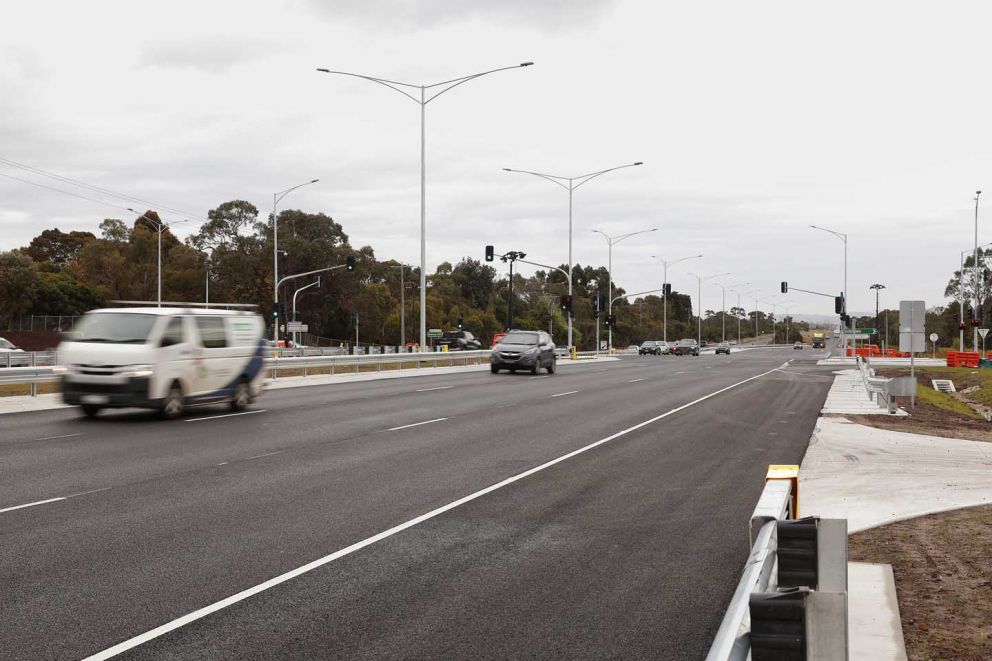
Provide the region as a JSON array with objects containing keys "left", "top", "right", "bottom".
[{"left": 491, "top": 330, "right": 556, "bottom": 374}]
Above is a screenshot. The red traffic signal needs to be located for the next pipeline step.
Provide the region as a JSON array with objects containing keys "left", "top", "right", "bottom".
[
  {"left": 560, "top": 295, "right": 573, "bottom": 313},
  {"left": 972, "top": 319, "right": 981, "bottom": 327},
  {"left": 960, "top": 321, "right": 967, "bottom": 330}
]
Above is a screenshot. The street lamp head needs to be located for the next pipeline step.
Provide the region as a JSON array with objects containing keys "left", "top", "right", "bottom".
[
  {"left": 502, "top": 168, "right": 512, "bottom": 171},
  {"left": 316, "top": 68, "right": 329, "bottom": 73},
  {"left": 633, "top": 162, "right": 643, "bottom": 166},
  {"left": 310, "top": 179, "right": 319, "bottom": 183},
  {"left": 519, "top": 62, "right": 534, "bottom": 67}
]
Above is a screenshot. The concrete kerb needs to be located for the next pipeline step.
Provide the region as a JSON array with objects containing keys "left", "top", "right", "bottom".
[{"left": 0, "top": 356, "right": 622, "bottom": 416}]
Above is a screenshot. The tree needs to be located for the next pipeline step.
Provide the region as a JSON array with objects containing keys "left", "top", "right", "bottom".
[
  {"left": 0, "top": 251, "right": 40, "bottom": 321},
  {"left": 24, "top": 228, "right": 95, "bottom": 266}
]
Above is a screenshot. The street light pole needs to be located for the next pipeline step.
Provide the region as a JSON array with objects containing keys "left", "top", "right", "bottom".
[
  {"left": 593, "top": 227, "right": 658, "bottom": 350},
  {"left": 870, "top": 283, "right": 885, "bottom": 350},
  {"left": 128, "top": 208, "right": 188, "bottom": 308},
  {"left": 716, "top": 281, "right": 748, "bottom": 344},
  {"left": 319, "top": 63, "right": 533, "bottom": 351},
  {"left": 204, "top": 259, "right": 210, "bottom": 308},
  {"left": 292, "top": 278, "right": 320, "bottom": 346},
  {"left": 272, "top": 179, "right": 319, "bottom": 341},
  {"left": 810, "top": 225, "right": 848, "bottom": 351},
  {"left": 651, "top": 254, "right": 702, "bottom": 344},
  {"left": 974, "top": 190, "right": 982, "bottom": 352},
  {"left": 504, "top": 161, "right": 643, "bottom": 351},
  {"left": 688, "top": 272, "right": 730, "bottom": 348},
  {"left": 391, "top": 264, "right": 407, "bottom": 347}
]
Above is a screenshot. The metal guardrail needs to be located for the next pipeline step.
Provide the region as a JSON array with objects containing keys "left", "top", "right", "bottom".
[
  {"left": 1, "top": 351, "right": 59, "bottom": 368},
  {"left": 706, "top": 473, "right": 796, "bottom": 661},
  {"left": 266, "top": 349, "right": 493, "bottom": 377}
]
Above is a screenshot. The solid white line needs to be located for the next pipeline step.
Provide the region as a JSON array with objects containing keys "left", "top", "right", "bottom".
[
  {"left": 184, "top": 410, "right": 267, "bottom": 423},
  {"left": 387, "top": 417, "right": 447, "bottom": 432},
  {"left": 628, "top": 378, "right": 645, "bottom": 383},
  {"left": 80, "top": 364, "right": 781, "bottom": 661},
  {"left": 550, "top": 390, "right": 579, "bottom": 398},
  {"left": 0, "top": 497, "right": 65, "bottom": 514},
  {"left": 30, "top": 433, "right": 82, "bottom": 442},
  {"left": 64, "top": 487, "right": 111, "bottom": 499},
  {"left": 415, "top": 386, "right": 453, "bottom": 392}
]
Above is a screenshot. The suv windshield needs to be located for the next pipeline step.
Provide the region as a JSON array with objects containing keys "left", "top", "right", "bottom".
[
  {"left": 501, "top": 332, "right": 539, "bottom": 345},
  {"left": 640, "top": 341, "right": 656, "bottom": 347},
  {"left": 67, "top": 313, "right": 158, "bottom": 344}
]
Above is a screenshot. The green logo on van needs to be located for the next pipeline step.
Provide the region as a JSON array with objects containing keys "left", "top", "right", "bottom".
[{"left": 234, "top": 323, "right": 252, "bottom": 330}]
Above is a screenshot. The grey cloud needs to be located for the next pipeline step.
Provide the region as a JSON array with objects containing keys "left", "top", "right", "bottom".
[
  {"left": 138, "top": 38, "right": 287, "bottom": 75},
  {"left": 306, "top": 0, "right": 616, "bottom": 31}
]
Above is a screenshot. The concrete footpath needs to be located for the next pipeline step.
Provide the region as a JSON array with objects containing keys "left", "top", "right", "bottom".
[
  {"left": 0, "top": 356, "right": 621, "bottom": 416},
  {"left": 800, "top": 365, "right": 992, "bottom": 660}
]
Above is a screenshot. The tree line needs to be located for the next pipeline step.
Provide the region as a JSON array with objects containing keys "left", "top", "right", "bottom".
[{"left": 2, "top": 200, "right": 805, "bottom": 348}]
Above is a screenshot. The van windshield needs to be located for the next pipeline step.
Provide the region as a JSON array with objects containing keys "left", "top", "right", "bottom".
[{"left": 68, "top": 313, "right": 158, "bottom": 344}]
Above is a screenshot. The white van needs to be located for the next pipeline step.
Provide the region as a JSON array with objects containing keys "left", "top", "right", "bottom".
[{"left": 59, "top": 307, "right": 266, "bottom": 418}]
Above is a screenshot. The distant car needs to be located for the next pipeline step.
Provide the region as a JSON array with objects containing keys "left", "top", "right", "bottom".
[
  {"left": 715, "top": 342, "right": 731, "bottom": 355},
  {"left": 794, "top": 341, "right": 804, "bottom": 350},
  {"left": 673, "top": 339, "right": 700, "bottom": 356},
  {"left": 700, "top": 340, "right": 709, "bottom": 348},
  {"left": 436, "top": 330, "right": 482, "bottom": 351},
  {"left": 627, "top": 344, "right": 639, "bottom": 352},
  {"left": 0, "top": 337, "right": 24, "bottom": 353},
  {"left": 639, "top": 340, "right": 663, "bottom": 356},
  {"left": 491, "top": 330, "right": 556, "bottom": 374},
  {"left": 666, "top": 341, "right": 678, "bottom": 353}
]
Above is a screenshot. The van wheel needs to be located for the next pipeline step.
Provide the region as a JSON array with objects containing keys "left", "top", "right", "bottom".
[
  {"left": 81, "top": 405, "right": 101, "bottom": 419},
  {"left": 160, "top": 383, "right": 184, "bottom": 419},
  {"left": 230, "top": 380, "right": 250, "bottom": 411}
]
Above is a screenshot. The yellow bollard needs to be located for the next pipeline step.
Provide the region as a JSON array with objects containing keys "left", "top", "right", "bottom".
[
  {"left": 570, "top": 346, "right": 577, "bottom": 360},
  {"left": 766, "top": 464, "right": 800, "bottom": 518},
  {"left": 442, "top": 345, "right": 448, "bottom": 352}
]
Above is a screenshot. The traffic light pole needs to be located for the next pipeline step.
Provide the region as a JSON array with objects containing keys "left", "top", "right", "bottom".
[{"left": 498, "top": 251, "right": 526, "bottom": 330}]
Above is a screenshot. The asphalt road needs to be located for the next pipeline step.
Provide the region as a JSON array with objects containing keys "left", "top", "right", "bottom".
[{"left": 0, "top": 348, "right": 834, "bottom": 660}]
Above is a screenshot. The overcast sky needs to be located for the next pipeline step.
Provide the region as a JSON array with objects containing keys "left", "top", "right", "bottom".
[{"left": 2, "top": 0, "right": 990, "bottom": 317}]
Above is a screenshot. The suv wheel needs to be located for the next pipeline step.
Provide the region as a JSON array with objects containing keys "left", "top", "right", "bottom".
[
  {"left": 490, "top": 364, "right": 499, "bottom": 374},
  {"left": 160, "top": 382, "right": 184, "bottom": 419},
  {"left": 547, "top": 357, "right": 556, "bottom": 374}
]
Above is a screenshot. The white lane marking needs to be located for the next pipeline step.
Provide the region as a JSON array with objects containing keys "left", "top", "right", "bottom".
[
  {"left": 30, "top": 433, "right": 83, "bottom": 442},
  {"left": 387, "top": 417, "right": 447, "bottom": 432},
  {"left": 0, "top": 497, "right": 65, "bottom": 514},
  {"left": 81, "top": 364, "right": 782, "bottom": 661},
  {"left": 244, "top": 451, "right": 283, "bottom": 461},
  {"left": 184, "top": 410, "right": 267, "bottom": 423},
  {"left": 217, "top": 462, "right": 229, "bottom": 466},
  {"left": 415, "top": 386, "right": 453, "bottom": 392},
  {"left": 628, "top": 378, "right": 645, "bottom": 383},
  {"left": 550, "top": 390, "right": 579, "bottom": 398},
  {"left": 674, "top": 371, "right": 686, "bottom": 375},
  {"left": 528, "top": 375, "right": 550, "bottom": 379},
  {"left": 1, "top": 486, "right": 113, "bottom": 515}
]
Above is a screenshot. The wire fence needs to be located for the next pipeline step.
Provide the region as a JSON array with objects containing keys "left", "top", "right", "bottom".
[{"left": 1, "top": 315, "right": 81, "bottom": 332}]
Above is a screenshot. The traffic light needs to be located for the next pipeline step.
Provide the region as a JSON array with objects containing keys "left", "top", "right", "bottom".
[
  {"left": 781, "top": 281, "right": 788, "bottom": 294},
  {"left": 973, "top": 318, "right": 981, "bottom": 327},
  {"left": 605, "top": 314, "right": 616, "bottom": 328},
  {"left": 560, "top": 295, "right": 573, "bottom": 313},
  {"left": 346, "top": 256, "right": 355, "bottom": 271},
  {"left": 457, "top": 317, "right": 464, "bottom": 329},
  {"left": 272, "top": 308, "right": 278, "bottom": 319},
  {"left": 664, "top": 283, "right": 672, "bottom": 296},
  {"left": 960, "top": 321, "right": 967, "bottom": 330},
  {"left": 834, "top": 296, "right": 844, "bottom": 314},
  {"left": 485, "top": 245, "right": 494, "bottom": 262}
]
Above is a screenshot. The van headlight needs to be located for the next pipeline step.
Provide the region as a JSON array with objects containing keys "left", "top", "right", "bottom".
[{"left": 121, "top": 365, "right": 154, "bottom": 378}]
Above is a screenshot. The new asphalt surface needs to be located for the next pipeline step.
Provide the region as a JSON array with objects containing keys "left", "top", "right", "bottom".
[{"left": 0, "top": 348, "right": 834, "bottom": 660}]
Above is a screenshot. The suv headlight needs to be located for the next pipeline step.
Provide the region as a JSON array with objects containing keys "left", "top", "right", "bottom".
[{"left": 121, "top": 364, "right": 154, "bottom": 378}]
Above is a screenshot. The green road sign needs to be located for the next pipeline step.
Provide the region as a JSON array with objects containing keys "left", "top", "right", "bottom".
[
  {"left": 427, "top": 328, "right": 443, "bottom": 338},
  {"left": 856, "top": 328, "right": 877, "bottom": 335}
]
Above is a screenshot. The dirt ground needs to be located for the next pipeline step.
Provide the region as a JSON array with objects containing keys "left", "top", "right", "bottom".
[{"left": 849, "top": 505, "right": 992, "bottom": 660}]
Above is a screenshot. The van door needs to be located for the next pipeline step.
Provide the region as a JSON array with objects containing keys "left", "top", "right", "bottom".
[
  {"left": 157, "top": 316, "right": 195, "bottom": 400},
  {"left": 192, "top": 315, "right": 232, "bottom": 397}
]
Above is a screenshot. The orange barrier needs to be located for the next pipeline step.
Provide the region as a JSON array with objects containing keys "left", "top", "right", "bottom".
[
  {"left": 845, "top": 345, "right": 910, "bottom": 358},
  {"left": 947, "top": 351, "right": 980, "bottom": 368}
]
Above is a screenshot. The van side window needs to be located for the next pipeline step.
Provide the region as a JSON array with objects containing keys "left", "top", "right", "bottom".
[
  {"left": 195, "top": 317, "right": 228, "bottom": 349},
  {"left": 160, "top": 317, "right": 185, "bottom": 347}
]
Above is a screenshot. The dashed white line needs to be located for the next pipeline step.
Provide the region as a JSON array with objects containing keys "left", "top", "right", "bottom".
[
  {"left": 388, "top": 417, "right": 447, "bottom": 432},
  {"left": 628, "top": 378, "right": 645, "bottom": 383},
  {"left": 80, "top": 363, "right": 783, "bottom": 661},
  {"left": 674, "top": 371, "right": 686, "bottom": 375},
  {"left": 31, "top": 433, "right": 83, "bottom": 442},
  {"left": 244, "top": 451, "right": 283, "bottom": 461},
  {"left": 550, "top": 390, "right": 579, "bottom": 398},
  {"left": 415, "top": 386, "right": 453, "bottom": 392},
  {"left": 0, "top": 497, "right": 65, "bottom": 514},
  {"left": 185, "top": 410, "right": 267, "bottom": 423}
]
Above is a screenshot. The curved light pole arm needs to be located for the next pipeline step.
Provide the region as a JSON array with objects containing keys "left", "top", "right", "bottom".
[
  {"left": 316, "top": 69, "right": 422, "bottom": 102},
  {"left": 572, "top": 162, "right": 643, "bottom": 190},
  {"left": 275, "top": 179, "right": 320, "bottom": 206},
  {"left": 515, "top": 258, "right": 569, "bottom": 280},
  {"left": 424, "top": 62, "right": 533, "bottom": 104},
  {"left": 501, "top": 168, "right": 571, "bottom": 191},
  {"left": 611, "top": 287, "right": 666, "bottom": 306}
]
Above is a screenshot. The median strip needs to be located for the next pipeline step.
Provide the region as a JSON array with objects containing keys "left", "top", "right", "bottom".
[{"left": 387, "top": 417, "right": 447, "bottom": 432}]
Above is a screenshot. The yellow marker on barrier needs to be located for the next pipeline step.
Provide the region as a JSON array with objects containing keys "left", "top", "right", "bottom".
[
  {"left": 442, "top": 345, "right": 448, "bottom": 352},
  {"left": 766, "top": 464, "right": 800, "bottom": 518},
  {"left": 571, "top": 346, "right": 577, "bottom": 360}
]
